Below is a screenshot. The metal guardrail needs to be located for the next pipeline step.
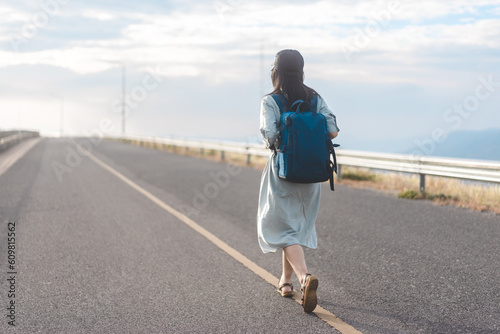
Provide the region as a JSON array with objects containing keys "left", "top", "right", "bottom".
[
  {"left": 115, "top": 134, "right": 500, "bottom": 192},
  {"left": 335, "top": 149, "right": 500, "bottom": 192},
  {"left": 0, "top": 131, "right": 40, "bottom": 152},
  {"left": 116, "top": 134, "right": 267, "bottom": 165}
]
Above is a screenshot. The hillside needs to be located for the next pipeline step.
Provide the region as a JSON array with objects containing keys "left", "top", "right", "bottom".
[{"left": 425, "top": 128, "right": 500, "bottom": 161}]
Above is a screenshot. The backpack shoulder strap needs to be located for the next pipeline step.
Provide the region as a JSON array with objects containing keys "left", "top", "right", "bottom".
[
  {"left": 329, "top": 144, "right": 340, "bottom": 191},
  {"left": 310, "top": 94, "right": 318, "bottom": 112},
  {"left": 270, "top": 94, "right": 287, "bottom": 113}
]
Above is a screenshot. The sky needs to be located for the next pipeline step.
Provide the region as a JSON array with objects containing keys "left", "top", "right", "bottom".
[{"left": 1, "top": 0, "right": 499, "bottom": 154}]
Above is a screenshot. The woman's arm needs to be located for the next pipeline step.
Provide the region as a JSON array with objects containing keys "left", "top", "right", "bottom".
[
  {"left": 329, "top": 131, "right": 338, "bottom": 139},
  {"left": 260, "top": 96, "right": 280, "bottom": 148},
  {"left": 317, "top": 97, "right": 340, "bottom": 137}
]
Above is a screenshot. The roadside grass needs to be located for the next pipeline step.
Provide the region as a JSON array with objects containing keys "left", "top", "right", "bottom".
[
  {"left": 340, "top": 167, "right": 500, "bottom": 215},
  {"left": 114, "top": 138, "right": 269, "bottom": 169},
  {"left": 114, "top": 138, "right": 500, "bottom": 215},
  {"left": 341, "top": 168, "right": 377, "bottom": 181}
]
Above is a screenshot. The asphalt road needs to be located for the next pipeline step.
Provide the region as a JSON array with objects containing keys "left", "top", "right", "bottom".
[{"left": 0, "top": 138, "right": 499, "bottom": 333}]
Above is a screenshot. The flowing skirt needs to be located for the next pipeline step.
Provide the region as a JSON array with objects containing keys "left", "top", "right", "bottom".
[{"left": 257, "top": 154, "right": 321, "bottom": 253}]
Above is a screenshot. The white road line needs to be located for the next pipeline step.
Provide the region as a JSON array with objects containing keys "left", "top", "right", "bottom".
[
  {"left": 74, "top": 139, "right": 363, "bottom": 334},
  {"left": 0, "top": 138, "right": 43, "bottom": 178}
]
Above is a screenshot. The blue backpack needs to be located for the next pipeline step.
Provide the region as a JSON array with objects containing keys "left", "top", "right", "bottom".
[{"left": 271, "top": 94, "right": 339, "bottom": 191}]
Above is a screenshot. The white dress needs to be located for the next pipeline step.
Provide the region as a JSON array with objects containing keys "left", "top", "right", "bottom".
[{"left": 257, "top": 94, "right": 340, "bottom": 253}]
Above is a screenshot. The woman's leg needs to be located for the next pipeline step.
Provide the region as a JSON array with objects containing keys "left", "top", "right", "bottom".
[
  {"left": 283, "top": 244, "right": 308, "bottom": 284},
  {"left": 279, "top": 250, "right": 294, "bottom": 293},
  {"left": 284, "top": 244, "right": 318, "bottom": 313}
]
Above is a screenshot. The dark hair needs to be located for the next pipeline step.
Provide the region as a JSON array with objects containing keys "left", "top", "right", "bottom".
[{"left": 269, "top": 49, "right": 319, "bottom": 108}]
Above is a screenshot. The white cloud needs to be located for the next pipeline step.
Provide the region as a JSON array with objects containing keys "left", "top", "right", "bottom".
[
  {"left": 81, "top": 9, "right": 116, "bottom": 21},
  {"left": 488, "top": 6, "right": 500, "bottom": 15},
  {"left": 0, "top": 5, "right": 28, "bottom": 24},
  {"left": 357, "top": 18, "right": 500, "bottom": 53},
  {"left": 0, "top": 48, "right": 118, "bottom": 74},
  {"left": 384, "top": 0, "right": 500, "bottom": 22},
  {"left": 155, "top": 65, "right": 200, "bottom": 77},
  {"left": 2, "top": 1, "right": 499, "bottom": 82}
]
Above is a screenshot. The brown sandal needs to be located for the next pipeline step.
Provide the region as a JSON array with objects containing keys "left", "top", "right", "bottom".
[
  {"left": 300, "top": 273, "right": 318, "bottom": 313},
  {"left": 277, "top": 281, "right": 294, "bottom": 298}
]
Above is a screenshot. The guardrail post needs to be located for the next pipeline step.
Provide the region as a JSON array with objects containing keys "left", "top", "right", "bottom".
[
  {"left": 247, "top": 154, "right": 251, "bottom": 165},
  {"left": 419, "top": 174, "right": 426, "bottom": 193},
  {"left": 200, "top": 148, "right": 204, "bottom": 156},
  {"left": 337, "top": 164, "right": 342, "bottom": 181},
  {"left": 221, "top": 150, "right": 225, "bottom": 161}
]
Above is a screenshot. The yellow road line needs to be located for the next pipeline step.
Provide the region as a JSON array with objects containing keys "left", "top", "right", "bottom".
[{"left": 75, "top": 140, "right": 362, "bottom": 334}]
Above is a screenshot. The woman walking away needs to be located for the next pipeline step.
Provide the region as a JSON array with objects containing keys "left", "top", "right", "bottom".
[{"left": 257, "top": 49, "right": 340, "bottom": 313}]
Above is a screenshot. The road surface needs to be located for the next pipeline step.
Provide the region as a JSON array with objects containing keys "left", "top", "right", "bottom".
[{"left": 0, "top": 138, "right": 499, "bottom": 333}]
